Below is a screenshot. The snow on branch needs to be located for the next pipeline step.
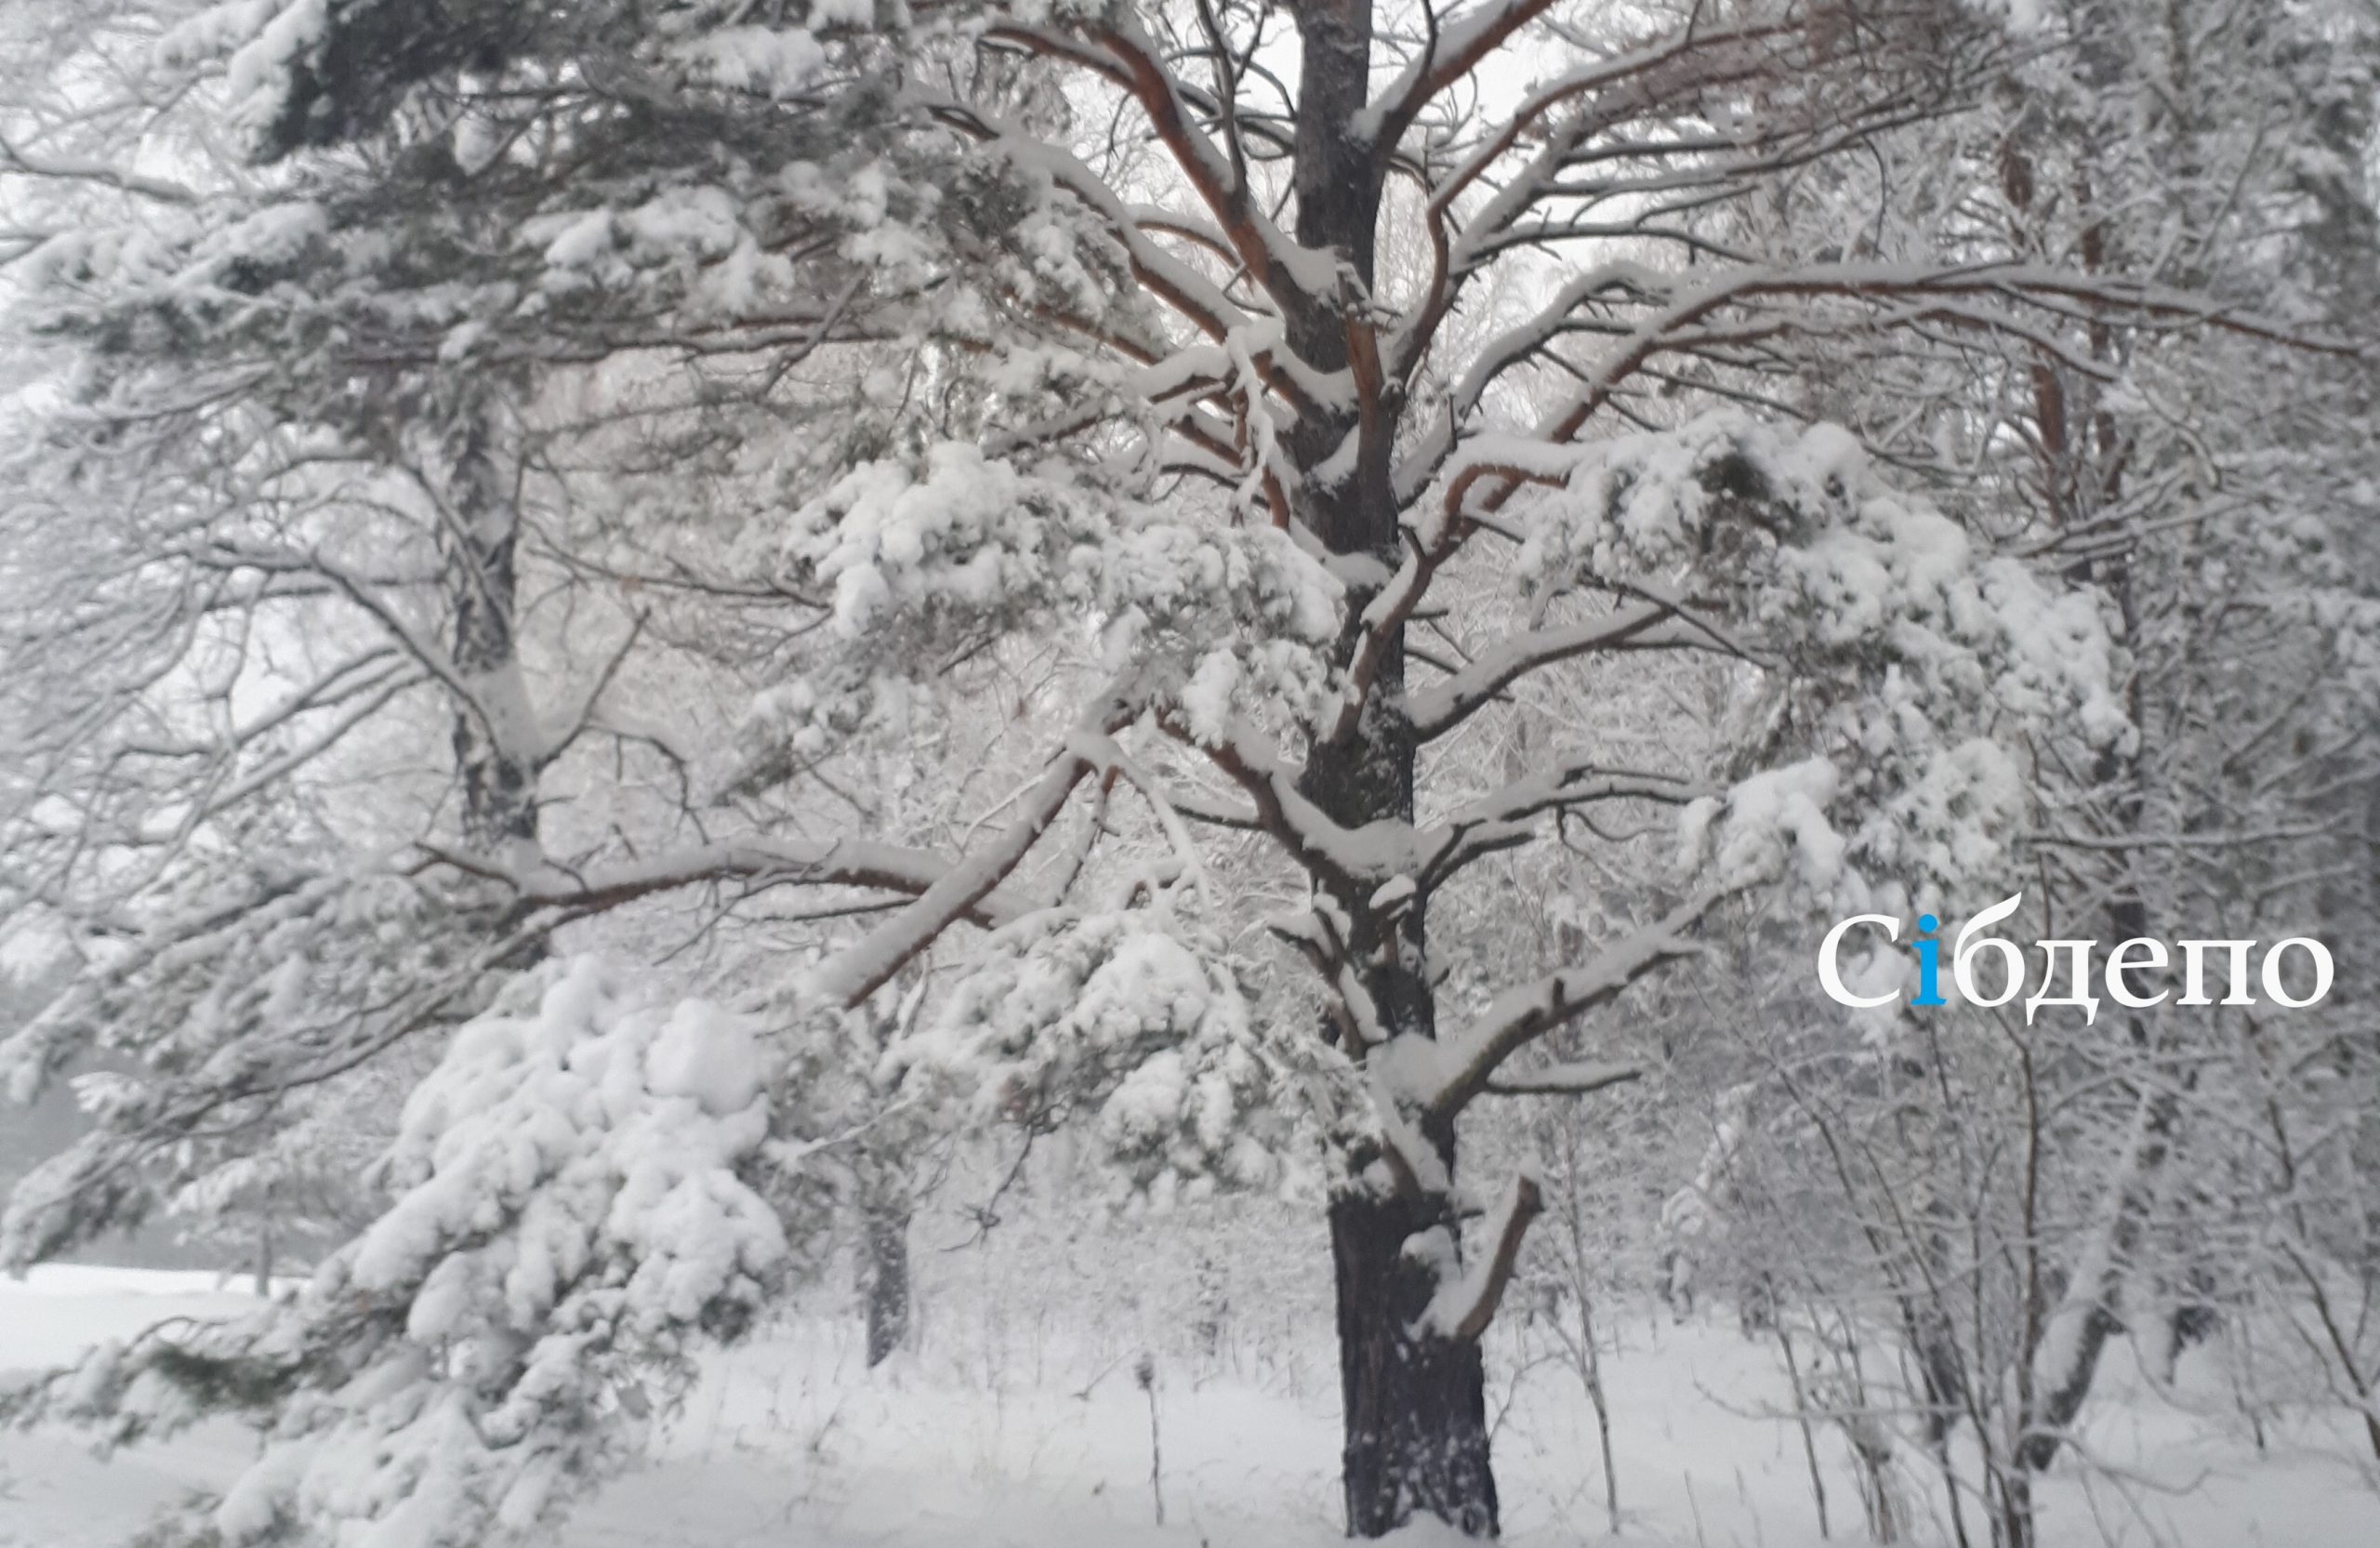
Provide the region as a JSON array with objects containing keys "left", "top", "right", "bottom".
[
  {"left": 426, "top": 834, "right": 1028, "bottom": 931},
  {"left": 0, "top": 867, "right": 563, "bottom": 1269},
  {"left": 1676, "top": 760, "right": 1847, "bottom": 897},
  {"left": 1480, "top": 1060, "right": 1641, "bottom": 1098},
  {"left": 1419, "top": 260, "right": 2339, "bottom": 527},
  {"left": 944, "top": 113, "right": 1264, "bottom": 357},
  {"left": 1415, "top": 1168, "right": 1545, "bottom": 1343},
  {"left": 1081, "top": 16, "right": 1324, "bottom": 319},
  {"left": 806, "top": 738, "right": 1108, "bottom": 1011},
  {"left": 1180, "top": 713, "right": 1434, "bottom": 888},
  {"left": 780, "top": 440, "right": 1342, "bottom": 722},
  {"left": 1436, "top": 762, "right": 1709, "bottom": 841},
  {"left": 6, "top": 959, "right": 803, "bottom": 1548},
  {"left": 1360, "top": 0, "right": 1564, "bottom": 148},
  {"left": 1425, "top": 411, "right": 2131, "bottom": 904},
  {"left": 1425, "top": 894, "right": 1719, "bottom": 1120},
  {"left": 893, "top": 906, "right": 1304, "bottom": 1207},
  {"left": 0, "top": 129, "right": 200, "bottom": 205},
  {"left": 1406, "top": 602, "right": 1702, "bottom": 739}
]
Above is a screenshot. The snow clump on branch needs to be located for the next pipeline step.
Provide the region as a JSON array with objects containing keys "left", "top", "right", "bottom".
[
  {"left": 774, "top": 441, "right": 1345, "bottom": 748},
  {"left": 892, "top": 907, "right": 1315, "bottom": 1207},
  {"left": 1504, "top": 410, "right": 2126, "bottom": 905},
  {"left": 4, "top": 958, "right": 804, "bottom": 1548}
]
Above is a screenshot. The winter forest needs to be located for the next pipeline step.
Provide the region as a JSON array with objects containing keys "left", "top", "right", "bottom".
[{"left": 1, "top": 0, "right": 2377, "bottom": 1545}]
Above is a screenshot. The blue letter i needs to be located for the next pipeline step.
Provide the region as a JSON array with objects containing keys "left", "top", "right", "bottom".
[{"left": 1911, "top": 914, "right": 1947, "bottom": 1005}]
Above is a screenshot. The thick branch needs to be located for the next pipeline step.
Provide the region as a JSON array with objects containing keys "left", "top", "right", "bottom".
[
  {"left": 1418, "top": 1171, "right": 1545, "bottom": 1343},
  {"left": 1408, "top": 602, "right": 1693, "bottom": 738},
  {"left": 1480, "top": 1060, "right": 1640, "bottom": 1097},
  {"left": 1428, "top": 893, "right": 1717, "bottom": 1119},
  {"left": 809, "top": 685, "right": 1144, "bottom": 1008},
  {"left": 425, "top": 837, "right": 1027, "bottom": 931},
  {"left": 1363, "top": 0, "right": 1564, "bottom": 152}
]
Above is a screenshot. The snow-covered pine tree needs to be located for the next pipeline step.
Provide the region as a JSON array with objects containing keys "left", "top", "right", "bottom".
[
  {"left": 732, "top": 0, "right": 2299, "bottom": 1533},
  {"left": 0, "top": 7, "right": 1045, "bottom": 1541}
]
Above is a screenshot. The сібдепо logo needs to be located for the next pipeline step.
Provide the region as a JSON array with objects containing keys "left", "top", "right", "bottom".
[{"left": 1818, "top": 893, "right": 2331, "bottom": 1022}]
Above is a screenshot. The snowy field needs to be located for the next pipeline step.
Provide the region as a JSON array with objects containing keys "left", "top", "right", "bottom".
[{"left": 4, "top": 1264, "right": 2373, "bottom": 1548}]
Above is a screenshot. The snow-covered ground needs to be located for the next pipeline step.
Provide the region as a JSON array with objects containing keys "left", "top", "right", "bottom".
[{"left": 3, "top": 1264, "right": 2373, "bottom": 1547}]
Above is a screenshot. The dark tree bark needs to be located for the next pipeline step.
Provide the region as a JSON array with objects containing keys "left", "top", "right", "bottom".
[
  {"left": 1282, "top": 0, "right": 1496, "bottom": 1531},
  {"left": 863, "top": 1196, "right": 911, "bottom": 1368},
  {"left": 1330, "top": 1186, "right": 1499, "bottom": 1537}
]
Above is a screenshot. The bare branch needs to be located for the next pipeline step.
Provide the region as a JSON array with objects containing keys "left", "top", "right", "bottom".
[{"left": 1481, "top": 1060, "right": 1640, "bottom": 1097}]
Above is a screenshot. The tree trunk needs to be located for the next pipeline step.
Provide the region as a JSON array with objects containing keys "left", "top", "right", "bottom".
[
  {"left": 1282, "top": 0, "right": 1498, "bottom": 1529},
  {"left": 863, "top": 1197, "right": 910, "bottom": 1368},
  {"left": 1308, "top": 698, "right": 1494, "bottom": 1534},
  {"left": 432, "top": 390, "right": 538, "bottom": 858},
  {"left": 1331, "top": 1188, "right": 1498, "bottom": 1538},
  {"left": 1579, "top": 1285, "right": 1620, "bottom": 1536},
  {"left": 1996, "top": 1469, "right": 2035, "bottom": 1548},
  {"left": 1302, "top": 655, "right": 1496, "bottom": 1535}
]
